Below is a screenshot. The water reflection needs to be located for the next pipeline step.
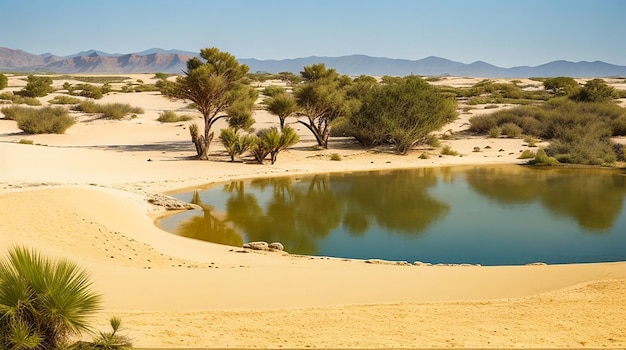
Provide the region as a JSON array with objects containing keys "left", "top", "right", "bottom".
[
  {"left": 160, "top": 165, "right": 626, "bottom": 264},
  {"left": 465, "top": 167, "right": 626, "bottom": 232}
]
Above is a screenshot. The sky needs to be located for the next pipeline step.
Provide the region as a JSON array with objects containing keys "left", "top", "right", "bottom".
[{"left": 3, "top": 0, "right": 625, "bottom": 67}]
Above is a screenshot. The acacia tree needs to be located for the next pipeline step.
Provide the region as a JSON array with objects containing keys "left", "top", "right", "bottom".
[
  {"left": 163, "top": 48, "right": 254, "bottom": 159},
  {"left": 293, "top": 64, "right": 356, "bottom": 148}
]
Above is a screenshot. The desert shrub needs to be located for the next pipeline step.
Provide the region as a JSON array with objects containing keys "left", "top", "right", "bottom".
[
  {"left": 74, "top": 84, "right": 104, "bottom": 99},
  {"left": 16, "top": 106, "right": 75, "bottom": 134},
  {"left": 613, "top": 143, "right": 626, "bottom": 162},
  {"left": 157, "top": 110, "right": 193, "bottom": 123},
  {"left": 441, "top": 145, "right": 458, "bottom": 156},
  {"left": 23, "top": 97, "right": 41, "bottom": 106},
  {"left": 18, "top": 139, "right": 34, "bottom": 145},
  {"left": 0, "top": 92, "right": 13, "bottom": 101},
  {"left": 18, "top": 75, "right": 53, "bottom": 97},
  {"left": 0, "top": 92, "right": 41, "bottom": 106},
  {"left": 1, "top": 105, "right": 32, "bottom": 120},
  {"left": 528, "top": 148, "right": 560, "bottom": 166},
  {"left": 418, "top": 152, "right": 429, "bottom": 159},
  {"left": 543, "top": 76, "right": 579, "bottom": 96},
  {"left": 571, "top": 78, "right": 616, "bottom": 102},
  {"left": 153, "top": 72, "right": 175, "bottom": 80},
  {"left": 469, "top": 99, "right": 626, "bottom": 165},
  {"left": 500, "top": 122, "right": 523, "bottom": 138},
  {"left": 0, "top": 73, "right": 7, "bottom": 90},
  {"left": 73, "top": 100, "right": 100, "bottom": 113},
  {"left": 524, "top": 136, "right": 538, "bottom": 147},
  {"left": 426, "top": 134, "right": 441, "bottom": 147},
  {"left": 546, "top": 123, "right": 616, "bottom": 165},
  {"left": 488, "top": 127, "right": 501, "bottom": 138},
  {"left": 73, "top": 101, "right": 144, "bottom": 119},
  {"left": 518, "top": 150, "right": 535, "bottom": 159},
  {"left": 473, "top": 146, "right": 481, "bottom": 152},
  {"left": 330, "top": 153, "right": 342, "bottom": 161},
  {"left": 468, "top": 115, "right": 497, "bottom": 133},
  {"left": 48, "top": 95, "right": 81, "bottom": 104},
  {"left": 345, "top": 75, "right": 457, "bottom": 153},
  {"left": 261, "top": 85, "right": 286, "bottom": 97}
]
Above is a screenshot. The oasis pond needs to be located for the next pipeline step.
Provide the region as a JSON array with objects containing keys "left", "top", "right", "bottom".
[{"left": 157, "top": 165, "right": 626, "bottom": 266}]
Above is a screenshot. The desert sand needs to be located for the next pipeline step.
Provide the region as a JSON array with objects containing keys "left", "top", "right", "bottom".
[{"left": 1, "top": 74, "right": 625, "bottom": 348}]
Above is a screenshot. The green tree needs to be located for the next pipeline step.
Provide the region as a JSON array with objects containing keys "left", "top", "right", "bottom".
[
  {"left": 263, "top": 91, "right": 298, "bottom": 129},
  {"left": 20, "top": 75, "right": 53, "bottom": 97},
  {"left": 572, "top": 78, "right": 616, "bottom": 102},
  {"left": 543, "top": 76, "right": 579, "bottom": 96},
  {"left": 163, "top": 47, "right": 254, "bottom": 159},
  {"left": 0, "top": 246, "right": 101, "bottom": 349},
  {"left": 251, "top": 126, "right": 299, "bottom": 164},
  {"left": 294, "top": 64, "right": 356, "bottom": 148},
  {"left": 0, "top": 74, "right": 8, "bottom": 90},
  {"left": 348, "top": 76, "right": 457, "bottom": 154}
]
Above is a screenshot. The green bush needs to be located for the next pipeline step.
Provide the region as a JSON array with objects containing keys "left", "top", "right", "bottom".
[
  {"left": 1, "top": 105, "right": 31, "bottom": 120},
  {"left": 74, "top": 84, "right": 104, "bottom": 99},
  {"left": 0, "top": 73, "right": 7, "bottom": 90},
  {"left": 518, "top": 149, "right": 535, "bottom": 159},
  {"left": 19, "top": 75, "right": 53, "bottom": 97},
  {"left": 157, "top": 110, "right": 193, "bottom": 123},
  {"left": 529, "top": 148, "right": 560, "bottom": 166},
  {"left": 48, "top": 95, "right": 82, "bottom": 104},
  {"left": 0, "top": 92, "right": 41, "bottom": 106},
  {"left": 330, "top": 153, "right": 342, "bottom": 161},
  {"left": 426, "top": 134, "right": 441, "bottom": 148},
  {"left": 467, "top": 98, "right": 626, "bottom": 166},
  {"left": 441, "top": 145, "right": 459, "bottom": 156},
  {"left": 488, "top": 126, "right": 501, "bottom": 138},
  {"left": 524, "top": 136, "right": 538, "bottom": 147},
  {"left": 547, "top": 123, "right": 616, "bottom": 166},
  {"left": 73, "top": 101, "right": 144, "bottom": 119},
  {"left": 15, "top": 106, "right": 75, "bottom": 134},
  {"left": 500, "top": 122, "right": 523, "bottom": 138},
  {"left": 468, "top": 114, "right": 497, "bottom": 133}
]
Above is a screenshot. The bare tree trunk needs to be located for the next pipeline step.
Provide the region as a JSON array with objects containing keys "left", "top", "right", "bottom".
[
  {"left": 298, "top": 120, "right": 327, "bottom": 148},
  {"left": 189, "top": 123, "right": 213, "bottom": 160}
]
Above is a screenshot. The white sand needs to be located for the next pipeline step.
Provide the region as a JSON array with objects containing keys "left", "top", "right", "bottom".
[{"left": 1, "top": 74, "right": 625, "bottom": 348}]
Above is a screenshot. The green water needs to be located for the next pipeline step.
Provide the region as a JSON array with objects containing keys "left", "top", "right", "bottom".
[{"left": 158, "top": 165, "right": 626, "bottom": 265}]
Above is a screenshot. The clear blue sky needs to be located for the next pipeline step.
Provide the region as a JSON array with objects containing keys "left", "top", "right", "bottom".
[{"left": 3, "top": 0, "right": 625, "bottom": 67}]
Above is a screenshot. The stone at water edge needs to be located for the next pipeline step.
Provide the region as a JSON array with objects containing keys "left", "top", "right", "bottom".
[
  {"left": 243, "top": 241, "right": 269, "bottom": 250},
  {"left": 268, "top": 242, "right": 284, "bottom": 251}
]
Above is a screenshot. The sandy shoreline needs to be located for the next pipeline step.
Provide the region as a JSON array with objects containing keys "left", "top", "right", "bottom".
[{"left": 1, "top": 74, "right": 625, "bottom": 348}]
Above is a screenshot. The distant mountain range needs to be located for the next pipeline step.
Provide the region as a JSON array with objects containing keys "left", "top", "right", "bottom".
[{"left": 2, "top": 47, "right": 626, "bottom": 78}]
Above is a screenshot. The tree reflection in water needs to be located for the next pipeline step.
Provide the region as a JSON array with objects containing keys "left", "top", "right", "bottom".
[
  {"left": 176, "top": 191, "right": 244, "bottom": 247},
  {"left": 464, "top": 167, "right": 626, "bottom": 232},
  {"left": 164, "top": 166, "right": 626, "bottom": 261}
]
